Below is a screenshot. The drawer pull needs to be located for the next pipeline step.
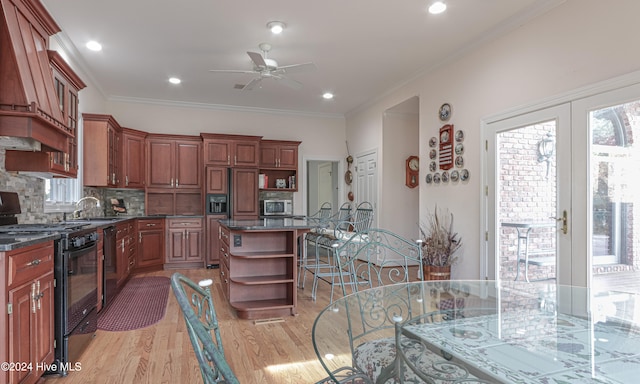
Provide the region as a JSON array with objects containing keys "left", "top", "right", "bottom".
[
  {"left": 146, "top": 223, "right": 156, "bottom": 227},
  {"left": 27, "top": 259, "right": 42, "bottom": 266}
]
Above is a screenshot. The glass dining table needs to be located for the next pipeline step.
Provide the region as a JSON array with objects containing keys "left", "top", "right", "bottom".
[{"left": 312, "top": 280, "right": 640, "bottom": 384}]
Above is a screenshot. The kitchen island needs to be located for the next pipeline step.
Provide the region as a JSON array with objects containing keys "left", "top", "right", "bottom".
[{"left": 218, "top": 218, "right": 312, "bottom": 319}]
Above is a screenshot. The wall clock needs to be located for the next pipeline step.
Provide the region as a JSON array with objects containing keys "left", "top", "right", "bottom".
[{"left": 405, "top": 155, "right": 419, "bottom": 188}]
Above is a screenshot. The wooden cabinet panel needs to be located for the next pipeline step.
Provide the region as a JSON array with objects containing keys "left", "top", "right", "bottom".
[
  {"left": 203, "top": 140, "right": 233, "bottom": 166},
  {"left": 206, "top": 215, "right": 226, "bottom": 266},
  {"left": 147, "top": 139, "right": 174, "bottom": 188},
  {"left": 234, "top": 140, "right": 260, "bottom": 167},
  {"left": 165, "top": 218, "right": 204, "bottom": 268},
  {"left": 201, "top": 133, "right": 261, "bottom": 167},
  {"left": 206, "top": 166, "right": 228, "bottom": 194},
  {"left": 33, "top": 272, "right": 55, "bottom": 371},
  {"left": 136, "top": 219, "right": 165, "bottom": 271},
  {"left": 232, "top": 168, "right": 259, "bottom": 219},
  {"left": 259, "top": 145, "right": 278, "bottom": 167},
  {"left": 175, "top": 140, "right": 202, "bottom": 188},
  {"left": 82, "top": 114, "right": 122, "bottom": 187},
  {"left": 121, "top": 128, "right": 146, "bottom": 189},
  {"left": 8, "top": 281, "right": 36, "bottom": 384}
]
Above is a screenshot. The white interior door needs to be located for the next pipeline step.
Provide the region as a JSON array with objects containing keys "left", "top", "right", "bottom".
[
  {"left": 483, "top": 104, "right": 571, "bottom": 285},
  {"left": 317, "top": 162, "right": 334, "bottom": 209},
  {"left": 355, "top": 150, "right": 378, "bottom": 226}
]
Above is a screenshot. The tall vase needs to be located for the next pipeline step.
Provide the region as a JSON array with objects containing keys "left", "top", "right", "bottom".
[{"left": 423, "top": 265, "right": 451, "bottom": 281}]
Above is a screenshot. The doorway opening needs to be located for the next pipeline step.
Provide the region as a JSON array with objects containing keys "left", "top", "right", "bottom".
[{"left": 306, "top": 160, "right": 339, "bottom": 216}]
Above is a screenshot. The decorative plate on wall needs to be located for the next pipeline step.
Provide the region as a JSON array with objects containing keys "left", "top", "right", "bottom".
[{"left": 344, "top": 170, "right": 353, "bottom": 185}]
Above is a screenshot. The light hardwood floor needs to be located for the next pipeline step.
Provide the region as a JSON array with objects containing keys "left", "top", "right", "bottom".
[{"left": 40, "top": 268, "right": 336, "bottom": 384}]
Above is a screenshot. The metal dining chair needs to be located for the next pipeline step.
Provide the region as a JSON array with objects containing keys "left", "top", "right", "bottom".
[
  {"left": 170, "top": 273, "right": 239, "bottom": 384},
  {"left": 303, "top": 202, "right": 353, "bottom": 297},
  {"left": 298, "top": 201, "right": 333, "bottom": 287}
]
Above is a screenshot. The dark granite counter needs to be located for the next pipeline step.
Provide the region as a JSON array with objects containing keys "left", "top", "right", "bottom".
[
  {"left": 0, "top": 233, "right": 60, "bottom": 252},
  {"left": 219, "top": 218, "right": 312, "bottom": 230}
]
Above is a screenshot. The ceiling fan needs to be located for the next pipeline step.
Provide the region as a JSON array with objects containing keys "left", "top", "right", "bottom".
[{"left": 209, "top": 43, "right": 316, "bottom": 90}]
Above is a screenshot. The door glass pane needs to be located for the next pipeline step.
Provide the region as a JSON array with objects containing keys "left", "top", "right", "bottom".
[
  {"left": 591, "top": 101, "right": 640, "bottom": 292},
  {"left": 498, "top": 121, "right": 557, "bottom": 282}
]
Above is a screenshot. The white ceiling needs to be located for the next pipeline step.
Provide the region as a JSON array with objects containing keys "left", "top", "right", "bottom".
[{"left": 41, "top": 0, "right": 563, "bottom": 117}]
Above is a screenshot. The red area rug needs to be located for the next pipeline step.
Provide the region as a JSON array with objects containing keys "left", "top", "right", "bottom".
[{"left": 98, "top": 276, "right": 170, "bottom": 332}]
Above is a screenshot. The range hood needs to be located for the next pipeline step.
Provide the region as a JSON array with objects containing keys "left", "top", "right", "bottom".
[{"left": 0, "top": 0, "right": 72, "bottom": 152}]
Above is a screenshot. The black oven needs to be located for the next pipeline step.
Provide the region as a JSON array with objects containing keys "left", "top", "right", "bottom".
[{"left": 53, "top": 227, "right": 99, "bottom": 375}]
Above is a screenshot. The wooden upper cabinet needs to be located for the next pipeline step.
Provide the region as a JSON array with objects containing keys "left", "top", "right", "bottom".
[
  {"left": 206, "top": 166, "right": 228, "bottom": 194},
  {"left": 120, "top": 128, "right": 147, "bottom": 189},
  {"left": 82, "top": 114, "right": 122, "bottom": 187},
  {"left": 259, "top": 140, "right": 300, "bottom": 169},
  {"left": 201, "top": 133, "right": 261, "bottom": 167},
  {"left": 232, "top": 167, "right": 259, "bottom": 218},
  {"left": 175, "top": 140, "right": 202, "bottom": 188},
  {"left": 146, "top": 134, "right": 202, "bottom": 190}
]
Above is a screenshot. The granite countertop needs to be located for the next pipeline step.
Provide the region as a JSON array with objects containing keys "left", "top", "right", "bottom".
[
  {"left": 0, "top": 233, "right": 60, "bottom": 252},
  {"left": 0, "top": 215, "right": 204, "bottom": 251},
  {"left": 219, "top": 218, "right": 313, "bottom": 230}
]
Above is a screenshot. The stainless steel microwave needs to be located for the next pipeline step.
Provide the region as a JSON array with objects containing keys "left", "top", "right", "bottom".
[{"left": 262, "top": 199, "right": 293, "bottom": 216}]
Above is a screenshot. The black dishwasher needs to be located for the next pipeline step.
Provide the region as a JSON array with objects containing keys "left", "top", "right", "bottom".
[{"left": 102, "top": 226, "right": 117, "bottom": 309}]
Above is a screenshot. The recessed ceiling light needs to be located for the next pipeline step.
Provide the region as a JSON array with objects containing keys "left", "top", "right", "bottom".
[
  {"left": 428, "top": 1, "right": 447, "bottom": 14},
  {"left": 267, "top": 21, "right": 286, "bottom": 34},
  {"left": 322, "top": 92, "right": 334, "bottom": 100},
  {"left": 168, "top": 77, "right": 181, "bottom": 85},
  {"left": 86, "top": 40, "right": 102, "bottom": 51}
]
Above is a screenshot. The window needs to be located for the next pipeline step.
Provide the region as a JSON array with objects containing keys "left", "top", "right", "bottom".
[{"left": 44, "top": 178, "right": 81, "bottom": 212}]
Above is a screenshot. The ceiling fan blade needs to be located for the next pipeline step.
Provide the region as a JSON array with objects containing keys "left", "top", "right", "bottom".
[
  {"left": 247, "top": 51, "right": 267, "bottom": 69},
  {"left": 242, "top": 77, "right": 263, "bottom": 90},
  {"left": 274, "top": 75, "right": 303, "bottom": 90},
  {"left": 276, "top": 62, "right": 316, "bottom": 74},
  {"left": 209, "top": 69, "right": 256, "bottom": 74}
]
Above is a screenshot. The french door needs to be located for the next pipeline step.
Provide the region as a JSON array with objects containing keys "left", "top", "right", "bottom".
[
  {"left": 485, "top": 81, "right": 640, "bottom": 291},
  {"left": 484, "top": 104, "right": 571, "bottom": 285}
]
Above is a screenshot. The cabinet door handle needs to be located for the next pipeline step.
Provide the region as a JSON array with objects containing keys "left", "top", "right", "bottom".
[
  {"left": 170, "top": 178, "right": 174, "bottom": 187},
  {"left": 125, "top": 176, "right": 129, "bottom": 186},
  {"left": 176, "top": 179, "right": 179, "bottom": 187},
  {"left": 227, "top": 155, "right": 230, "bottom": 165},
  {"left": 31, "top": 283, "right": 37, "bottom": 314},
  {"left": 139, "top": 233, "right": 142, "bottom": 243},
  {"left": 234, "top": 155, "right": 237, "bottom": 165},
  {"left": 36, "top": 281, "right": 41, "bottom": 310}
]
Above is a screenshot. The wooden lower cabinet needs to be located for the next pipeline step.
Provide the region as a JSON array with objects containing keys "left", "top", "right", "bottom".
[
  {"left": 115, "top": 222, "right": 134, "bottom": 289},
  {"left": 206, "top": 215, "right": 226, "bottom": 267},
  {"left": 219, "top": 225, "right": 298, "bottom": 320},
  {"left": 164, "top": 217, "right": 204, "bottom": 269},
  {"left": 2, "top": 241, "right": 55, "bottom": 384},
  {"left": 135, "top": 219, "right": 165, "bottom": 272}
]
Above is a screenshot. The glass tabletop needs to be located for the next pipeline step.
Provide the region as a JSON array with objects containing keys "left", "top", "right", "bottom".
[{"left": 312, "top": 280, "right": 640, "bottom": 384}]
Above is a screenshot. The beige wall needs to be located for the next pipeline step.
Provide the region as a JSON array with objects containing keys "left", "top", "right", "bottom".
[
  {"left": 104, "top": 101, "right": 346, "bottom": 215},
  {"left": 345, "top": 0, "right": 640, "bottom": 279}
]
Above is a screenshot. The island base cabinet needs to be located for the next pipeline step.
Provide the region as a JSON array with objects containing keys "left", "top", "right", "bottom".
[{"left": 221, "top": 228, "right": 297, "bottom": 319}]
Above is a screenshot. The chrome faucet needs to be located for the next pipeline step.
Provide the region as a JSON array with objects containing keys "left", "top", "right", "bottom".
[{"left": 72, "top": 196, "right": 101, "bottom": 219}]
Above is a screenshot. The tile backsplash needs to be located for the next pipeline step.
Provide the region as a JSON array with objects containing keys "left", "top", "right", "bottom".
[{"left": 1, "top": 148, "right": 145, "bottom": 223}]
